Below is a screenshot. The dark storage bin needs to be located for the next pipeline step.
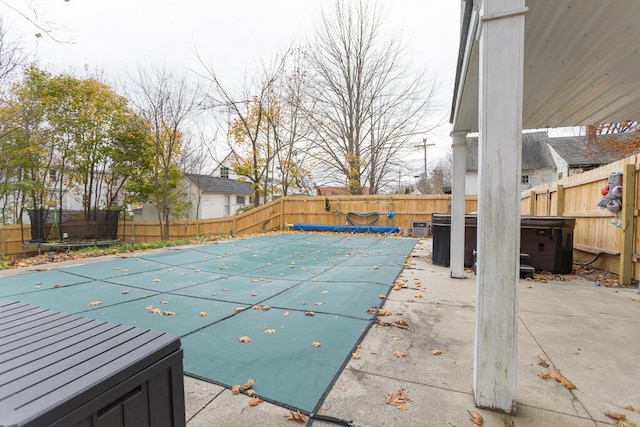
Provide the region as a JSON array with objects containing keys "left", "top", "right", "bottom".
[
  {"left": 431, "top": 213, "right": 477, "bottom": 267},
  {"left": 0, "top": 301, "right": 185, "bottom": 427},
  {"left": 431, "top": 214, "right": 575, "bottom": 274}
]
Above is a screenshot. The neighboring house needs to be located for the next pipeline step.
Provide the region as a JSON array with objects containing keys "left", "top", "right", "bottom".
[
  {"left": 465, "top": 132, "right": 557, "bottom": 194},
  {"left": 464, "top": 130, "right": 640, "bottom": 194},
  {"left": 547, "top": 131, "right": 640, "bottom": 178},
  {"left": 317, "top": 186, "right": 370, "bottom": 196},
  {"left": 134, "top": 174, "right": 254, "bottom": 221}
]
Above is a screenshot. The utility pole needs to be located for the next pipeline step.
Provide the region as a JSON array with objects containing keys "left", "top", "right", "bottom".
[{"left": 415, "top": 138, "right": 435, "bottom": 191}]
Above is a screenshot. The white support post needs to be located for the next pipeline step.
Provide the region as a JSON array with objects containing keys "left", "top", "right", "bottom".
[
  {"left": 474, "top": 0, "right": 525, "bottom": 414},
  {"left": 450, "top": 132, "right": 468, "bottom": 279}
]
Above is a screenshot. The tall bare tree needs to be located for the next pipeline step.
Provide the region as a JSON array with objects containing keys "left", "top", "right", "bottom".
[
  {"left": 201, "top": 51, "right": 312, "bottom": 204},
  {"left": 306, "top": 0, "right": 438, "bottom": 194},
  {"left": 126, "top": 66, "right": 200, "bottom": 240}
]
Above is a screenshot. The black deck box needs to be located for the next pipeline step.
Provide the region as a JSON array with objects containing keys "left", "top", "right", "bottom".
[
  {"left": 431, "top": 214, "right": 575, "bottom": 274},
  {"left": 0, "top": 301, "right": 185, "bottom": 427}
]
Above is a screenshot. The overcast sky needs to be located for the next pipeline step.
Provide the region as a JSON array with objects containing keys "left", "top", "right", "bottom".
[{"left": 1, "top": 0, "right": 462, "bottom": 179}]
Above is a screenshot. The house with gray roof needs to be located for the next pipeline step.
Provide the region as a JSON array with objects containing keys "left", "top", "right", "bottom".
[
  {"left": 182, "top": 174, "right": 254, "bottom": 219},
  {"left": 463, "top": 130, "right": 639, "bottom": 195},
  {"left": 547, "top": 131, "right": 640, "bottom": 177},
  {"left": 465, "top": 131, "right": 557, "bottom": 194},
  {"left": 133, "top": 173, "right": 254, "bottom": 221}
]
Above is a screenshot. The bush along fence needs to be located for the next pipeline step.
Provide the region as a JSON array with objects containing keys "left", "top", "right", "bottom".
[{"left": 1, "top": 154, "right": 638, "bottom": 284}]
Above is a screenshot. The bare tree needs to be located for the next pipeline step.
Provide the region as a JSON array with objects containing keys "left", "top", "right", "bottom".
[
  {"left": 305, "top": 0, "right": 438, "bottom": 195},
  {"left": 201, "top": 51, "right": 313, "bottom": 204},
  {"left": 126, "top": 65, "right": 200, "bottom": 240}
]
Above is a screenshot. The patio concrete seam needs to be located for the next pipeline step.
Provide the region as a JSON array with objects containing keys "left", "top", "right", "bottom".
[
  {"left": 343, "top": 366, "right": 472, "bottom": 397},
  {"left": 518, "top": 315, "right": 597, "bottom": 424},
  {"left": 185, "top": 387, "right": 227, "bottom": 424}
]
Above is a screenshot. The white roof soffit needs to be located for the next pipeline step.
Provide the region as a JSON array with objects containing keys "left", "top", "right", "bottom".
[{"left": 451, "top": 0, "right": 640, "bottom": 133}]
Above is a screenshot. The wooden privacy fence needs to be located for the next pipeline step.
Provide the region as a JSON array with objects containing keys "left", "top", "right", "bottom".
[
  {"left": 520, "top": 153, "right": 639, "bottom": 284},
  {"left": 1, "top": 153, "right": 638, "bottom": 284}
]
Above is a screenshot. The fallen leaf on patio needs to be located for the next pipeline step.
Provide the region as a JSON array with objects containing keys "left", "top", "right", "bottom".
[
  {"left": 604, "top": 412, "right": 626, "bottom": 421},
  {"left": 352, "top": 353, "right": 361, "bottom": 360},
  {"left": 161, "top": 300, "right": 168, "bottom": 304},
  {"left": 231, "top": 385, "right": 242, "bottom": 395},
  {"left": 468, "top": 410, "right": 484, "bottom": 426},
  {"left": 505, "top": 421, "right": 514, "bottom": 427},
  {"left": 631, "top": 298, "right": 640, "bottom": 302},
  {"left": 153, "top": 278, "right": 160, "bottom": 282},
  {"left": 536, "top": 355, "right": 549, "bottom": 368},
  {"left": 618, "top": 420, "right": 637, "bottom": 427},
  {"left": 321, "top": 290, "right": 329, "bottom": 294},
  {"left": 163, "top": 311, "right": 176, "bottom": 316},
  {"left": 393, "top": 350, "right": 406, "bottom": 358},
  {"left": 431, "top": 349, "right": 442, "bottom": 356},
  {"left": 378, "top": 309, "right": 392, "bottom": 316},
  {"left": 385, "top": 388, "right": 410, "bottom": 406},
  {"left": 53, "top": 284, "right": 61, "bottom": 288},
  {"left": 305, "top": 311, "right": 315, "bottom": 316},
  {"left": 145, "top": 305, "right": 153, "bottom": 310},
  {"left": 312, "top": 341, "right": 322, "bottom": 347},
  {"left": 35, "top": 285, "right": 41, "bottom": 288},
  {"left": 397, "top": 404, "right": 408, "bottom": 411},
  {"left": 538, "top": 369, "right": 575, "bottom": 389},
  {"left": 261, "top": 305, "right": 270, "bottom": 311},
  {"left": 242, "top": 379, "right": 255, "bottom": 389},
  {"left": 250, "top": 292, "right": 258, "bottom": 296},
  {"left": 252, "top": 305, "right": 262, "bottom": 310},
  {"left": 237, "top": 336, "right": 251, "bottom": 343},
  {"left": 252, "top": 279, "right": 259, "bottom": 283},
  {"left": 367, "top": 308, "right": 376, "bottom": 314},
  {"left": 149, "top": 308, "right": 161, "bottom": 314},
  {"left": 88, "top": 301, "right": 102, "bottom": 306},
  {"left": 194, "top": 269, "right": 201, "bottom": 273},
  {"left": 315, "top": 302, "right": 324, "bottom": 306},
  {"left": 246, "top": 389, "right": 256, "bottom": 397},
  {"left": 413, "top": 294, "right": 423, "bottom": 298},
  {"left": 122, "top": 290, "right": 132, "bottom": 294},
  {"left": 284, "top": 311, "right": 291, "bottom": 316},
  {"left": 264, "top": 329, "right": 276, "bottom": 334},
  {"left": 393, "top": 284, "right": 403, "bottom": 291},
  {"left": 625, "top": 405, "right": 640, "bottom": 414},
  {"left": 249, "top": 397, "right": 263, "bottom": 406},
  {"left": 234, "top": 307, "right": 244, "bottom": 313},
  {"left": 394, "top": 320, "right": 409, "bottom": 327},
  {"left": 283, "top": 410, "right": 306, "bottom": 422},
  {"left": 407, "top": 298, "right": 415, "bottom": 302},
  {"left": 200, "top": 312, "right": 207, "bottom": 317},
  {"left": 378, "top": 294, "right": 386, "bottom": 299},
  {"left": 222, "top": 288, "right": 228, "bottom": 291}
]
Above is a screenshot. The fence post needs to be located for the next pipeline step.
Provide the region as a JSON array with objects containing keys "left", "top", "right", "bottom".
[
  {"left": 279, "top": 198, "right": 284, "bottom": 230},
  {"left": 528, "top": 190, "right": 536, "bottom": 215},
  {"left": 555, "top": 185, "right": 565, "bottom": 217},
  {"left": 619, "top": 163, "right": 636, "bottom": 286}
]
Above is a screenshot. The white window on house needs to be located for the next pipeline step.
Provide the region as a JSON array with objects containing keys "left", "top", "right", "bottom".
[
  {"left": 224, "top": 195, "right": 231, "bottom": 216},
  {"left": 220, "top": 166, "right": 229, "bottom": 179},
  {"left": 249, "top": 196, "right": 254, "bottom": 205},
  {"left": 558, "top": 172, "right": 564, "bottom": 180},
  {"left": 521, "top": 175, "right": 530, "bottom": 185},
  {"left": 236, "top": 195, "right": 245, "bottom": 205}
]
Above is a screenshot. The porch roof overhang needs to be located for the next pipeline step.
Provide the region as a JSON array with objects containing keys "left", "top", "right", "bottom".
[{"left": 450, "top": 0, "right": 640, "bottom": 133}]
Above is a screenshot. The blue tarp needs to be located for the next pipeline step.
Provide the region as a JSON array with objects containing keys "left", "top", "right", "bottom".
[{"left": 293, "top": 224, "right": 399, "bottom": 234}]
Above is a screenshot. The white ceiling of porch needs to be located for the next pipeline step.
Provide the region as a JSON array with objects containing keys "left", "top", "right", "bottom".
[{"left": 451, "top": 0, "right": 640, "bottom": 133}]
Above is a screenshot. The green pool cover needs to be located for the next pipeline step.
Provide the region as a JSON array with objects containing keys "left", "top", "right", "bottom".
[{"left": 0, "top": 233, "right": 417, "bottom": 414}]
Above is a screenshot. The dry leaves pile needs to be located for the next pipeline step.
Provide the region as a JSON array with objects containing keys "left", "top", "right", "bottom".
[
  {"left": 283, "top": 410, "right": 306, "bottom": 422},
  {"left": 537, "top": 369, "right": 575, "bottom": 389},
  {"left": 385, "top": 388, "right": 411, "bottom": 411},
  {"left": 468, "top": 410, "right": 484, "bottom": 426}
]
